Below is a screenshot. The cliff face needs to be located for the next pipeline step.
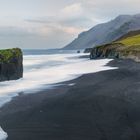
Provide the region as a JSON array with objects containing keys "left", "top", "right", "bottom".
[
  {"left": 0, "top": 48, "right": 23, "bottom": 82},
  {"left": 90, "top": 43, "right": 123, "bottom": 59},
  {"left": 90, "top": 33, "right": 140, "bottom": 62},
  {"left": 90, "top": 43, "right": 140, "bottom": 62}
]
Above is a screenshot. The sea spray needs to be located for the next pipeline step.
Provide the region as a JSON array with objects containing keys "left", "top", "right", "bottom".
[
  {"left": 0, "top": 53, "right": 117, "bottom": 108},
  {"left": 0, "top": 52, "right": 117, "bottom": 140},
  {"left": 0, "top": 127, "right": 8, "bottom": 140}
]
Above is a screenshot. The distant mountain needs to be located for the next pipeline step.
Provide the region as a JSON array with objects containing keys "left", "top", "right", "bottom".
[
  {"left": 116, "top": 30, "right": 140, "bottom": 41},
  {"left": 63, "top": 14, "right": 140, "bottom": 50}
]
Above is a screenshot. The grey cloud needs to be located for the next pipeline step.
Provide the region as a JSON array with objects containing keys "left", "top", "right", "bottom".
[
  {"left": 1, "top": 0, "right": 140, "bottom": 49},
  {"left": 56, "top": 17, "right": 93, "bottom": 28},
  {"left": 26, "top": 16, "right": 93, "bottom": 28},
  {"left": 80, "top": 0, "right": 140, "bottom": 21},
  {"left": 0, "top": 27, "right": 33, "bottom": 37},
  {"left": 0, "top": 26, "right": 74, "bottom": 49}
]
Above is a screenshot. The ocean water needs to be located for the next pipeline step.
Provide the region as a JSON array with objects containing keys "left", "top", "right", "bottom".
[{"left": 0, "top": 49, "right": 117, "bottom": 140}]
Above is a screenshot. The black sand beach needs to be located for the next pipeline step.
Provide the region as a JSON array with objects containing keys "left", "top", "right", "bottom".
[{"left": 1, "top": 59, "right": 140, "bottom": 140}]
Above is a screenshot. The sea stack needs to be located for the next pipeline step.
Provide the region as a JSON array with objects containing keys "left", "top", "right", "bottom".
[{"left": 0, "top": 48, "right": 23, "bottom": 82}]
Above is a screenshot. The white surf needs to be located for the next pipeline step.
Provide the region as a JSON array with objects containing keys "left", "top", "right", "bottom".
[
  {"left": 0, "top": 53, "right": 117, "bottom": 139},
  {"left": 0, "top": 127, "right": 8, "bottom": 140},
  {"left": 0, "top": 53, "right": 117, "bottom": 107}
]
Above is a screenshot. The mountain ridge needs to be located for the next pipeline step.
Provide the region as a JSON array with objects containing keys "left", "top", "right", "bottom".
[
  {"left": 63, "top": 14, "right": 140, "bottom": 50},
  {"left": 116, "top": 30, "right": 140, "bottom": 41}
]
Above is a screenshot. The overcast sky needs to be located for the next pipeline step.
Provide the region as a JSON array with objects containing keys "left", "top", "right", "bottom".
[{"left": 0, "top": 0, "right": 140, "bottom": 49}]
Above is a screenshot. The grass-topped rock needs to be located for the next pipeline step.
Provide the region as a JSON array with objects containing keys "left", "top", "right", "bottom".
[
  {"left": 0, "top": 48, "right": 23, "bottom": 81},
  {"left": 90, "top": 31, "right": 140, "bottom": 62}
]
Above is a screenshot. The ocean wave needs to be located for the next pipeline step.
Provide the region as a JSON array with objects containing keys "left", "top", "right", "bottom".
[
  {"left": 0, "top": 127, "right": 8, "bottom": 140},
  {"left": 0, "top": 53, "right": 117, "bottom": 108}
]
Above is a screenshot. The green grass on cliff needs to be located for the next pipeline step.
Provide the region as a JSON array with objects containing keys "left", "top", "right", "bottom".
[
  {"left": 0, "top": 48, "right": 22, "bottom": 63},
  {"left": 118, "top": 34, "right": 140, "bottom": 46},
  {"left": 91, "top": 33, "right": 140, "bottom": 60},
  {"left": 115, "top": 34, "right": 140, "bottom": 54}
]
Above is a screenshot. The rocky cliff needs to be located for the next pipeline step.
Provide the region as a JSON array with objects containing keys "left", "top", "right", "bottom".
[
  {"left": 0, "top": 48, "right": 23, "bottom": 81},
  {"left": 90, "top": 32, "right": 140, "bottom": 62}
]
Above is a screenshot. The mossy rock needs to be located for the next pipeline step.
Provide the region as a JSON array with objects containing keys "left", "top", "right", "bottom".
[
  {"left": 0, "top": 48, "right": 22, "bottom": 64},
  {"left": 0, "top": 48, "right": 23, "bottom": 81}
]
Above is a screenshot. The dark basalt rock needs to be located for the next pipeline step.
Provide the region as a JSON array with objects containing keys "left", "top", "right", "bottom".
[
  {"left": 0, "top": 48, "right": 23, "bottom": 82},
  {"left": 84, "top": 48, "right": 93, "bottom": 53},
  {"left": 90, "top": 43, "right": 123, "bottom": 60}
]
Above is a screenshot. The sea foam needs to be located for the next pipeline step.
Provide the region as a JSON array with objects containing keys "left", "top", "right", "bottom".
[
  {"left": 0, "top": 53, "right": 117, "bottom": 139},
  {"left": 0, "top": 53, "right": 117, "bottom": 107},
  {"left": 0, "top": 127, "right": 8, "bottom": 140}
]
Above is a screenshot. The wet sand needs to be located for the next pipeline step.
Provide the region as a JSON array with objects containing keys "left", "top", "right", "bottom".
[{"left": 0, "top": 59, "right": 140, "bottom": 140}]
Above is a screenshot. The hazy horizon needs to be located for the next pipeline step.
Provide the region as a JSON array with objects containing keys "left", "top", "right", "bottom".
[{"left": 0, "top": 0, "right": 140, "bottom": 49}]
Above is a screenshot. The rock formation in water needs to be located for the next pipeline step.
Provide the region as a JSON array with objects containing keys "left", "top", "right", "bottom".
[{"left": 0, "top": 48, "right": 23, "bottom": 82}]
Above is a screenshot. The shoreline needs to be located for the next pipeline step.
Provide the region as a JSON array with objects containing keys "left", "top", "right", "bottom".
[
  {"left": 1, "top": 59, "right": 140, "bottom": 139},
  {"left": 0, "top": 55, "right": 114, "bottom": 103}
]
